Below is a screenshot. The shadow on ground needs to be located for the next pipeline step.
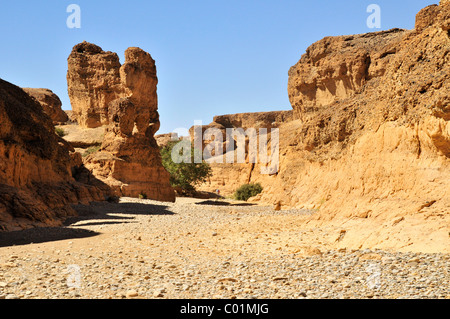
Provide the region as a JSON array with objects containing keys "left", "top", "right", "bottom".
[
  {"left": 195, "top": 200, "right": 256, "bottom": 207},
  {"left": 0, "top": 227, "right": 99, "bottom": 248},
  {"left": 64, "top": 201, "right": 174, "bottom": 226},
  {"left": 0, "top": 201, "right": 174, "bottom": 248}
]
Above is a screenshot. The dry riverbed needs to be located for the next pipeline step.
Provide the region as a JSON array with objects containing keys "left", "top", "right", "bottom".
[{"left": 0, "top": 197, "right": 448, "bottom": 299}]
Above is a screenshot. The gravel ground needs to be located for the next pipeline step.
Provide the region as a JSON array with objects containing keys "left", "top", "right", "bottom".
[{"left": 0, "top": 197, "right": 448, "bottom": 299}]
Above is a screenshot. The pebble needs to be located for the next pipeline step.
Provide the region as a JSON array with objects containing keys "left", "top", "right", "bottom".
[
  {"left": 0, "top": 198, "right": 447, "bottom": 299},
  {"left": 153, "top": 288, "right": 166, "bottom": 298},
  {"left": 126, "top": 290, "right": 139, "bottom": 298}
]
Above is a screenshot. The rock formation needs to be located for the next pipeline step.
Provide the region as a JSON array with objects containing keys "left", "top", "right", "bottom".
[
  {"left": 67, "top": 42, "right": 175, "bottom": 202},
  {"left": 188, "top": 110, "right": 292, "bottom": 158},
  {"left": 188, "top": 111, "right": 289, "bottom": 194},
  {"left": 155, "top": 133, "right": 181, "bottom": 148},
  {"left": 196, "top": 3, "right": 450, "bottom": 252},
  {"left": 67, "top": 42, "right": 125, "bottom": 128},
  {"left": 213, "top": 111, "right": 293, "bottom": 130},
  {"left": 22, "top": 88, "right": 69, "bottom": 124},
  {"left": 0, "top": 79, "right": 110, "bottom": 231}
]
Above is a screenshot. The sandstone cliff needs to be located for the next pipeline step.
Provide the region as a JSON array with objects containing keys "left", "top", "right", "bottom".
[
  {"left": 196, "top": 3, "right": 450, "bottom": 252},
  {"left": 0, "top": 79, "right": 110, "bottom": 231},
  {"left": 22, "top": 88, "right": 69, "bottom": 124},
  {"left": 67, "top": 42, "right": 175, "bottom": 202}
]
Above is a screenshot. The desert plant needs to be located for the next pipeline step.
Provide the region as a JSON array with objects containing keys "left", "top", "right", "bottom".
[
  {"left": 83, "top": 145, "right": 101, "bottom": 157},
  {"left": 138, "top": 193, "right": 147, "bottom": 200},
  {"left": 234, "top": 183, "right": 263, "bottom": 201},
  {"left": 55, "top": 127, "right": 66, "bottom": 137},
  {"left": 160, "top": 141, "right": 212, "bottom": 191}
]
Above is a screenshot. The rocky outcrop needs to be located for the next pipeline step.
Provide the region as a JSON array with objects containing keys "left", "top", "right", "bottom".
[
  {"left": 286, "top": 3, "right": 449, "bottom": 158},
  {"left": 64, "top": 110, "right": 78, "bottom": 124},
  {"left": 22, "top": 88, "right": 69, "bottom": 124},
  {"left": 188, "top": 110, "right": 292, "bottom": 158},
  {"left": 213, "top": 111, "right": 293, "bottom": 130},
  {"left": 287, "top": 28, "right": 407, "bottom": 121},
  {"left": 415, "top": 4, "right": 441, "bottom": 32},
  {"left": 67, "top": 42, "right": 162, "bottom": 132},
  {"left": 0, "top": 79, "right": 110, "bottom": 231},
  {"left": 189, "top": 111, "right": 290, "bottom": 194},
  {"left": 196, "top": 3, "right": 450, "bottom": 252},
  {"left": 67, "top": 42, "right": 125, "bottom": 128},
  {"left": 155, "top": 133, "right": 181, "bottom": 148},
  {"left": 67, "top": 42, "right": 175, "bottom": 202}
]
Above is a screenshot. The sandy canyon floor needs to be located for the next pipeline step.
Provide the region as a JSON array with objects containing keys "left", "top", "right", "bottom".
[{"left": 0, "top": 197, "right": 448, "bottom": 299}]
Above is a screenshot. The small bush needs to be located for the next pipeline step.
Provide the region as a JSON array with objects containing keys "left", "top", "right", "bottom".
[
  {"left": 55, "top": 127, "right": 66, "bottom": 137},
  {"left": 138, "top": 193, "right": 147, "bottom": 200},
  {"left": 234, "top": 183, "right": 263, "bottom": 201},
  {"left": 82, "top": 145, "right": 101, "bottom": 157}
]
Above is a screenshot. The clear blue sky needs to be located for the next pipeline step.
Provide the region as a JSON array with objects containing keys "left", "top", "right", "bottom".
[{"left": 0, "top": 0, "right": 437, "bottom": 134}]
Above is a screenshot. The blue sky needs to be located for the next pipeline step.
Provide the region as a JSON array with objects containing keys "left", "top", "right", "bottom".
[{"left": 0, "top": 0, "right": 437, "bottom": 134}]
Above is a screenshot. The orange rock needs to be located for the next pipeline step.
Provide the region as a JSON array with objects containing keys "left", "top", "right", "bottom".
[
  {"left": 274, "top": 201, "right": 282, "bottom": 211},
  {"left": 67, "top": 42, "right": 175, "bottom": 202},
  {"left": 22, "top": 88, "right": 69, "bottom": 124},
  {"left": 0, "top": 78, "right": 110, "bottom": 231},
  {"left": 195, "top": 4, "right": 449, "bottom": 252}
]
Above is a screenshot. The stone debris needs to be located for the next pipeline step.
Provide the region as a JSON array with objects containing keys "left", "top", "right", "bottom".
[{"left": 0, "top": 198, "right": 448, "bottom": 300}]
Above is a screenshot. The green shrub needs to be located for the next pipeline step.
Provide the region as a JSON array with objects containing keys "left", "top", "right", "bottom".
[
  {"left": 160, "top": 141, "right": 212, "bottom": 191},
  {"left": 83, "top": 145, "right": 101, "bottom": 157},
  {"left": 55, "top": 127, "right": 66, "bottom": 137},
  {"left": 234, "top": 183, "right": 263, "bottom": 201},
  {"left": 138, "top": 193, "right": 147, "bottom": 200}
]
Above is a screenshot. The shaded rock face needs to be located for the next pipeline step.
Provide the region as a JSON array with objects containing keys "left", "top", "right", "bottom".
[
  {"left": 0, "top": 79, "right": 110, "bottom": 231},
  {"left": 67, "top": 42, "right": 175, "bottom": 202},
  {"left": 196, "top": 4, "right": 449, "bottom": 252},
  {"left": 22, "top": 88, "right": 69, "bottom": 124}
]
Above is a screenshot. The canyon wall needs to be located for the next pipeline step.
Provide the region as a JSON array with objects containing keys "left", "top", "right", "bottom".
[
  {"left": 196, "top": 3, "right": 450, "bottom": 252},
  {"left": 0, "top": 79, "right": 110, "bottom": 231}
]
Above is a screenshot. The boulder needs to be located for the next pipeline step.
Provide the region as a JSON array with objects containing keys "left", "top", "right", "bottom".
[{"left": 22, "top": 88, "right": 69, "bottom": 124}]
